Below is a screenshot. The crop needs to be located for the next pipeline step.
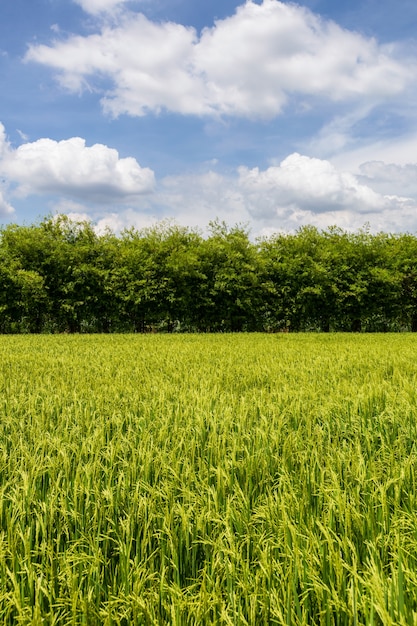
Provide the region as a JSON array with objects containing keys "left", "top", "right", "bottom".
[{"left": 0, "top": 333, "right": 417, "bottom": 624}]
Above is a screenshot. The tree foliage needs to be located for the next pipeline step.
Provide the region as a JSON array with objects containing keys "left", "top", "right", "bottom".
[{"left": 0, "top": 216, "right": 416, "bottom": 332}]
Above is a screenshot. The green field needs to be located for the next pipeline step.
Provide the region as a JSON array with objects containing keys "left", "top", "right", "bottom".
[{"left": 1, "top": 333, "right": 417, "bottom": 625}]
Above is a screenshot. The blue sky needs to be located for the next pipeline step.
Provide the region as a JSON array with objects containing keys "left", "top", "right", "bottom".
[{"left": 1, "top": 0, "right": 417, "bottom": 236}]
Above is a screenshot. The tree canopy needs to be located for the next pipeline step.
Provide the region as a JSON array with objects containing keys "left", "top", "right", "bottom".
[{"left": 0, "top": 215, "right": 416, "bottom": 333}]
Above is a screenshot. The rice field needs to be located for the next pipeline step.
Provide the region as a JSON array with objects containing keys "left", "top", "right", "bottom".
[{"left": 1, "top": 333, "right": 417, "bottom": 625}]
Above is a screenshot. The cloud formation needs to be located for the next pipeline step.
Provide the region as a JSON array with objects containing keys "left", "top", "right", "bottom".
[
  {"left": 2, "top": 121, "right": 417, "bottom": 235},
  {"left": 238, "top": 153, "right": 388, "bottom": 215},
  {"left": 358, "top": 160, "right": 417, "bottom": 196},
  {"left": 44, "top": 154, "right": 417, "bottom": 237},
  {"left": 149, "top": 153, "right": 417, "bottom": 235},
  {"left": 0, "top": 190, "right": 14, "bottom": 216},
  {"left": 25, "top": 0, "right": 413, "bottom": 119},
  {"left": 236, "top": 153, "right": 417, "bottom": 232},
  {"left": 73, "top": 0, "right": 131, "bottom": 15},
  {"left": 0, "top": 124, "right": 154, "bottom": 203}
]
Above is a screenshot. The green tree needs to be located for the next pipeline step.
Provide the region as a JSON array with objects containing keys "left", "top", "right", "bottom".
[
  {"left": 260, "top": 226, "right": 337, "bottom": 331},
  {"left": 197, "top": 221, "right": 263, "bottom": 332}
]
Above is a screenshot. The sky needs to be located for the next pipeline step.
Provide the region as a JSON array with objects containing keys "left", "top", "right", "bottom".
[{"left": 1, "top": 0, "right": 417, "bottom": 237}]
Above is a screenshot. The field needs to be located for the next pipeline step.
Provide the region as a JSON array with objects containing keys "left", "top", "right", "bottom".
[{"left": 1, "top": 333, "right": 417, "bottom": 625}]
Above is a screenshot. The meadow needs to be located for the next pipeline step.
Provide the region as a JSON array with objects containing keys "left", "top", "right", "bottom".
[{"left": 0, "top": 333, "right": 417, "bottom": 625}]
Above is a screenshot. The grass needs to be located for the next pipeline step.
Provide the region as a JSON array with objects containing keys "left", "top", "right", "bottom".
[{"left": 0, "top": 333, "right": 417, "bottom": 624}]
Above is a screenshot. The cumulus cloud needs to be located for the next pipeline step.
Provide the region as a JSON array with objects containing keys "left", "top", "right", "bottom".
[
  {"left": 26, "top": 16, "right": 204, "bottom": 115},
  {"left": 239, "top": 154, "right": 417, "bottom": 232},
  {"left": 152, "top": 154, "right": 417, "bottom": 235},
  {"left": 25, "top": 0, "right": 413, "bottom": 119},
  {"left": 44, "top": 154, "right": 417, "bottom": 236},
  {"left": 238, "top": 153, "right": 390, "bottom": 216},
  {"left": 2, "top": 122, "right": 417, "bottom": 234},
  {"left": 0, "top": 131, "right": 154, "bottom": 202},
  {"left": 46, "top": 152, "right": 417, "bottom": 236},
  {"left": 195, "top": 1, "right": 410, "bottom": 117}
]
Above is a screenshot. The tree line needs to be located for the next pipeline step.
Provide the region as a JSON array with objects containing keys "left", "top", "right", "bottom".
[{"left": 0, "top": 215, "right": 417, "bottom": 333}]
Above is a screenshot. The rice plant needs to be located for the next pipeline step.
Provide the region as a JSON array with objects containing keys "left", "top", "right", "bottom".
[{"left": 0, "top": 333, "right": 417, "bottom": 624}]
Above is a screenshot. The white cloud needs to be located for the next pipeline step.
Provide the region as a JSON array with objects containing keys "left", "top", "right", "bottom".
[
  {"left": 25, "top": 0, "right": 414, "bottom": 119},
  {"left": 0, "top": 123, "right": 9, "bottom": 160},
  {"left": 3, "top": 125, "right": 417, "bottom": 234},
  {"left": 360, "top": 160, "right": 417, "bottom": 185},
  {"left": 52, "top": 204, "right": 165, "bottom": 235},
  {"left": 0, "top": 133, "right": 155, "bottom": 202},
  {"left": 51, "top": 199, "right": 93, "bottom": 222},
  {"left": 156, "top": 171, "right": 250, "bottom": 229},
  {"left": 237, "top": 154, "right": 417, "bottom": 233},
  {"left": 0, "top": 125, "right": 15, "bottom": 216},
  {"left": 238, "top": 153, "right": 389, "bottom": 215},
  {"left": 45, "top": 153, "right": 417, "bottom": 236},
  {"left": 73, "top": 0, "right": 131, "bottom": 16},
  {"left": 305, "top": 107, "right": 375, "bottom": 158},
  {"left": 26, "top": 16, "right": 203, "bottom": 115},
  {"left": 94, "top": 209, "right": 159, "bottom": 234},
  {"left": 195, "top": 1, "right": 411, "bottom": 117},
  {"left": 358, "top": 160, "right": 417, "bottom": 198},
  {"left": 16, "top": 129, "right": 29, "bottom": 142},
  {"left": 152, "top": 154, "right": 417, "bottom": 235},
  {"left": 0, "top": 190, "right": 14, "bottom": 216}
]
